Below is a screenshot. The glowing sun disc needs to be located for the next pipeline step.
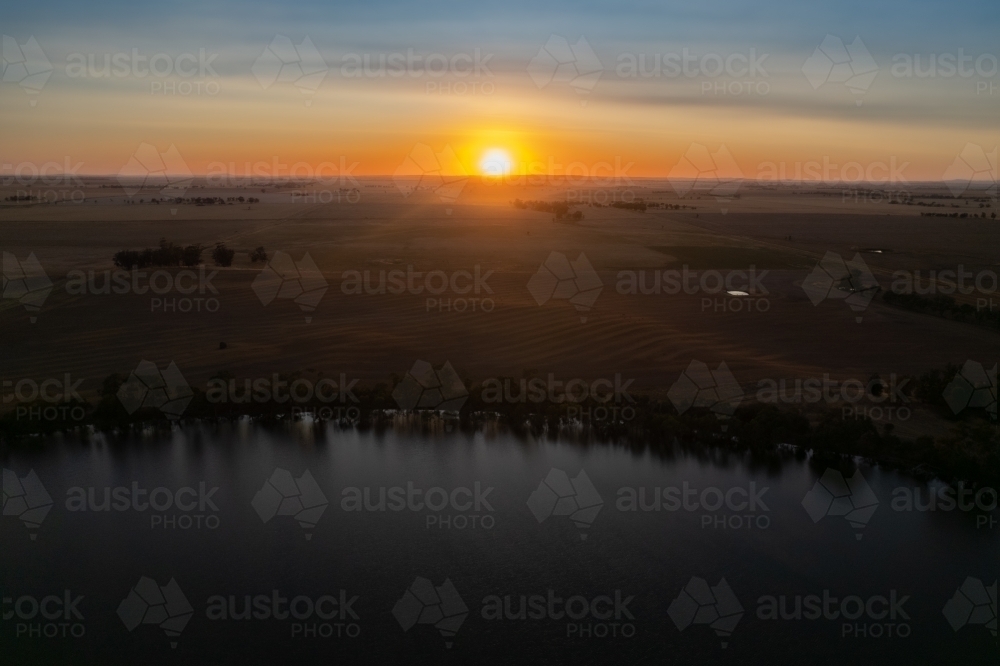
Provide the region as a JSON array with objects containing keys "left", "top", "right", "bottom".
[{"left": 480, "top": 148, "right": 512, "bottom": 176}]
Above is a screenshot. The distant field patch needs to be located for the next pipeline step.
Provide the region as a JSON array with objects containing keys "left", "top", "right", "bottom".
[{"left": 647, "top": 246, "right": 805, "bottom": 269}]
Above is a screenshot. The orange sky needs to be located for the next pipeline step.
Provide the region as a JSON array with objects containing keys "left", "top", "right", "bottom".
[{"left": 2, "top": 52, "right": 997, "bottom": 183}]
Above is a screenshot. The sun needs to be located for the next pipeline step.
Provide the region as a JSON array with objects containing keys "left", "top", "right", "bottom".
[{"left": 479, "top": 148, "right": 513, "bottom": 177}]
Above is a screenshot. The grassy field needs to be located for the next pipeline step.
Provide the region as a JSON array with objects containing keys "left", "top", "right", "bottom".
[{"left": 1, "top": 179, "right": 996, "bottom": 446}]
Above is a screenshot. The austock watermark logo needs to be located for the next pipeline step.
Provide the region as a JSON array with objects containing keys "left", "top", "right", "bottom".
[
  {"left": 117, "top": 143, "right": 193, "bottom": 199},
  {"left": 117, "top": 360, "right": 193, "bottom": 419},
  {"left": 617, "top": 482, "right": 771, "bottom": 532},
  {"left": 943, "top": 577, "right": 997, "bottom": 638},
  {"left": 1, "top": 35, "right": 52, "bottom": 104},
  {"left": 527, "top": 468, "right": 603, "bottom": 540},
  {"left": 617, "top": 266, "right": 771, "bottom": 314},
  {"left": 205, "top": 589, "right": 361, "bottom": 639},
  {"left": 1, "top": 590, "right": 86, "bottom": 639},
  {"left": 393, "top": 577, "right": 468, "bottom": 648},
  {"left": 117, "top": 577, "right": 193, "bottom": 649},
  {"left": 754, "top": 156, "right": 913, "bottom": 207},
  {"left": 802, "top": 35, "right": 878, "bottom": 106},
  {"left": 527, "top": 251, "right": 603, "bottom": 323},
  {"left": 3, "top": 374, "right": 87, "bottom": 422},
  {"left": 891, "top": 482, "right": 997, "bottom": 529},
  {"left": 2, "top": 468, "right": 53, "bottom": 540},
  {"left": 616, "top": 47, "right": 769, "bottom": 96},
  {"left": 527, "top": 34, "right": 603, "bottom": 102},
  {"left": 341, "top": 480, "right": 495, "bottom": 531},
  {"left": 65, "top": 480, "right": 220, "bottom": 530},
  {"left": 66, "top": 47, "right": 219, "bottom": 96},
  {"left": 392, "top": 143, "right": 468, "bottom": 213},
  {"left": 755, "top": 156, "right": 910, "bottom": 189},
  {"left": 757, "top": 588, "right": 912, "bottom": 639},
  {"left": 481, "top": 589, "right": 636, "bottom": 639},
  {"left": 340, "top": 265, "right": 495, "bottom": 314},
  {"left": 667, "top": 360, "right": 744, "bottom": 430},
  {"left": 252, "top": 468, "right": 329, "bottom": 540},
  {"left": 888, "top": 265, "right": 1000, "bottom": 310},
  {"left": 2, "top": 252, "right": 53, "bottom": 323},
  {"left": 252, "top": 251, "right": 329, "bottom": 323},
  {"left": 392, "top": 360, "right": 469, "bottom": 412},
  {"left": 943, "top": 360, "right": 997, "bottom": 420},
  {"left": 802, "top": 468, "right": 879, "bottom": 540},
  {"left": 668, "top": 577, "right": 743, "bottom": 649},
  {"left": 206, "top": 156, "right": 361, "bottom": 203},
  {"left": 480, "top": 373, "right": 636, "bottom": 423},
  {"left": 253, "top": 35, "right": 328, "bottom": 104},
  {"left": 757, "top": 373, "right": 912, "bottom": 422},
  {"left": 891, "top": 49, "right": 999, "bottom": 95},
  {"left": 207, "top": 373, "right": 361, "bottom": 420},
  {"left": 802, "top": 251, "right": 879, "bottom": 322},
  {"left": 668, "top": 143, "right": 743, "bottom": 213},
  {"left": 66, "top": 264, "right": 220, "bottom": 314},
  {"left": 339, "top": 47, "right": 494, "bottom": 96},
  {"left": 2, "top": 158, "right": 86, "bottom": 203},
  {"left": 487, "top": 156, "right": 635, "bottom": 192}
]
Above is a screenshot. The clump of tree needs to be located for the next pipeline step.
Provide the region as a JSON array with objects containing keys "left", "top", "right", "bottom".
[
  {"left": 512, "top": 199, "right": 582, "bottom": 220},
  {"left": 590, "top": 199, "right": 695, "bottom": 212},
  {"left": 920, "top": 211, "right": 985, "bottom": 218},
  {"left": 212, "top": 243, "right": 236, "bottom": 267},
  {"left": 113, "top": 238, "right": 202, "bottom": 269},
  {"left": 610, "top": 200, "right": 647, "bottom": 212},
  {"left": 249, "top": 246, "right": 268, "bottom": 263},
  {"left": 144, "top": 196, "right": 259, "bottom": 206}
]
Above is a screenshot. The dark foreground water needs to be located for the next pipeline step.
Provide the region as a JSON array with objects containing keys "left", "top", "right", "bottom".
[{"left": 2, "top": 421, "right": 997, "bottom": 665}]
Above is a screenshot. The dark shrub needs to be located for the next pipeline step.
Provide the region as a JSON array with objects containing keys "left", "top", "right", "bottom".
[{"left": 212, "top": 243, "right": 235, "bottom": 267}]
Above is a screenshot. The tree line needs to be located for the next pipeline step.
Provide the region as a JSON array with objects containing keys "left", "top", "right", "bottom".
[{"left": 112, "top": 237, "right": 269, "bottom": 269}]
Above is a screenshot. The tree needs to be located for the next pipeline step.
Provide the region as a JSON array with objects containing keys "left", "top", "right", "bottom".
[
  {"left": 182, "top": 245, "right": 203, "bottom": 266},
  {"left": 212, "top": 243, "right": 235, "bottom": 267},
  {"left": 249, "top": 246, "right": 268, "bottom": 263}
]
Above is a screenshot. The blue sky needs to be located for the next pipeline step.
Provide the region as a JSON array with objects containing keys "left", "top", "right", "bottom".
[{"left": 6, "top": 0, "right": 997, "bottom": 52}]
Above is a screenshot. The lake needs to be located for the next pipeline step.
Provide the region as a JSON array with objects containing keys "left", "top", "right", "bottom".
[{"left": 2, "top": 421, "right": 996, "bottom": 664}]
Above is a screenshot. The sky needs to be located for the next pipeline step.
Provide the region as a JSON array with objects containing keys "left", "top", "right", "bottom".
[{"left": 2, "top": 0, "right": 998, "bottom": 182}]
